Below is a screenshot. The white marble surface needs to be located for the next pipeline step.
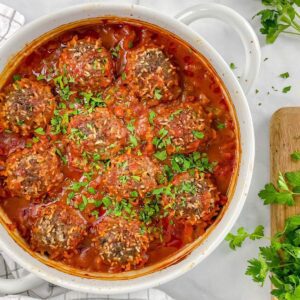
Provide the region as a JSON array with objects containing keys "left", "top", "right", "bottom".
[{"left": 1, "top": 0, "right": 300, "bottom": 299}]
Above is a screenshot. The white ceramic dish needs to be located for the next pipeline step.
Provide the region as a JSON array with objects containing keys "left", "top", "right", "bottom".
[{"left": 0, "top": 2, "right": 259, "bottom": 295}]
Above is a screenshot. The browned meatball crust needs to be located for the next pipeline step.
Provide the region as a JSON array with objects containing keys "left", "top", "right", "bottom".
[
  {"left": 125, "top": 46, "right": 181, "bottom": 105},
  {"left": 153, "top": 102, "right": 214, "bottom": 154},
  {"left": 66, "top": 108, "right": 128, "bottom": 167},
  {"left": 31, "top": 203, "right": 86, "bottom": 254},
  {"left": 0, "top": 78, "right": 55, "bottom": 136},
  {"left": 162, "top": 171, "right": 220, "bottom": 225},
  {"left": 92, "top": 217, "right": 149, "bottom": 270},
  {"left": 102, "top": 154, "right": 161, "bottom": 199},
  {"left": 5, "top": 145, "right": 64, "bottom": 200},
  {"left": 58, "top": 36, "right": 113, "bottom": 91}
]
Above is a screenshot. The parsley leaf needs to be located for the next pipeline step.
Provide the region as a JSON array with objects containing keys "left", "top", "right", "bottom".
[
  {"left": 154, "top": 150, "right": 167, "bottom": 161},
  {"left": 154, "top": 88, "right": 162, "bottom": 100},
  {"left": 225, "top": 225, "right": 264, "bottom": 250},
  {"left": 149, "top": 111, "right": 156, "bottom": 125},
  {"left": 192, "top": 130, "right": 204, "bottom": 139},
  {"left": 282, "top": 85, "right": 292, "bottom": 93},
  {"left": 34, "top": 127, "right": 45, "bottom": 135},
  {"left": 280, "top": 72, "right": 290, "bottom": 78},
  {"left": 258, "top": 171, "right": 300, "bottom": 206},
  {"left": 229, "top": 62, "right": 236, "bottom": 70},
  {"left": 291, "top": 151, "right": 300, "bottom": 161}
]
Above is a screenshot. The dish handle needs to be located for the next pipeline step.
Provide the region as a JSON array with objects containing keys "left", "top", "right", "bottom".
[
  {"left": 175, "top": 3, "right": 261, "bottom": 94},
  {"left": 0, "top": 272, "right": 44, "bottom": 294}
]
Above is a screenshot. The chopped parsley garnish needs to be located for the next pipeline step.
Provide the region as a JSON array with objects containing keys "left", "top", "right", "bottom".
[
  {"left": 34, "top": 127, "right": 45, "bottom": 135},
  {"left": 154, "top": 88, "right": 162, "bottom": 100},
  {"left": 229, "top": 63, "right": 236, "bottom": 70},
  {"left": 129, "top": 135, "right": 138, "bottom": 148},
  {"left": 111, "top": 44, "right": 121, "bottom": 58},
  {"left": 169, "top": 109, "right": 183, "bottom": 121},
  {"left": 121, "top": 72, "right": 126, "bottom": 81},
  {"left": 55, "top": 148, "right": 67, "bottom": 165},
  {"left": 280, "top": 72, "right": 290, "bottom": 79},
  {"left": 192, "top": 130, "right": 204, "bottom": 139},
  {"left": 32, "top": 136, "right": 40, "bottom": 143},
  {"left": 282, "top": 86, "right": 292, "bottom": 93},
  {"left": 54, "top": 75, "right": 76, "bottom": 101},
  {"left": 36, "top": 74, "right": 46, "bottom": 81},
  {"left": 128, "top": 41, "right": 134, "bottom": 49},
  {"left": 13, "top": 74, "right": 21, "bottom": 82},
  {"left": 154, "top": 150, "right": 167, "bottom": 161},
  {"left": 149, "top": 111, "right": 156, "bottom": 125},
  {"left": 217, "top": 122, "right": 226, "bottom": 129},
  {"left": 127, "top": 119, "right": 135, "bottom": 133}
]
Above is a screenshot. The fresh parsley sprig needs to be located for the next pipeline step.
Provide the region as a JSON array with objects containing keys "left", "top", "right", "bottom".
[
  {"left": 258, "top": 171, "right": 300, "bottom": 206},
  {"left": 255, "top": 0, "right": 300, "bottom": 44},
  {"left": 225, "top": 225, "right": 265, "bottom": 250}
]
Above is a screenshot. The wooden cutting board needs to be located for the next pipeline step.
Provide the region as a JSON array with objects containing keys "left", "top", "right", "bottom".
[{"left": 270, "top": 107, "right": 300, "bottom": 235}]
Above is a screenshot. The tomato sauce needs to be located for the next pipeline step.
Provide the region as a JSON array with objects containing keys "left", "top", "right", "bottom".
[{"left": 0, "top": 18, "right": 239, "bottom": 275}]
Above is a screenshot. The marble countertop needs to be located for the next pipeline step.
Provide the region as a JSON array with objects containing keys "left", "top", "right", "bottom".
[{"left": 2, "top": 0, "right": 299, "bottom": 299}]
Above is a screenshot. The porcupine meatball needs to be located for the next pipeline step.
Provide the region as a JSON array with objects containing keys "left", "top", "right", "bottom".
[
  {"left": 92, "top": 217, "right": 149, "bottom": 271},
  {"left": 153, "top": 102, "right": 213, "bottom": 154},
  {"left": 5, "top": 146, "right": 64, "bottom": 200},
  {"left": 162, "top": 171, "right": 220, "bottom": 225},
  {"left": 58, "top": 36, "right": 113, "bottom": 91},
  {"left": 66, "top": 108, "right": 128, "bottom": 165},
  {"left": 31, "top": 203, "right": 86, "bottom": 254},
  {"left": 103, "top": 81, "right": 138, "bottom": 119},
  {"left": 0, "top": 78, "right": 55, "bottom": 136},
  {"left": 124, "top": 46, "right": 181, "bottom": 105},
  {"left": 102, "top": 154, "right": 161, "bottom": 199}
]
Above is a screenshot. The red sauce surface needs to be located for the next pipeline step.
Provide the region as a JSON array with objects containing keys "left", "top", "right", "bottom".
[{"left": 0, "top": 19, "right": 238, "bottom": 274}]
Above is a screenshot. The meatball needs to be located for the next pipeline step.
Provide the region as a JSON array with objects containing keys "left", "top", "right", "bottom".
[
  {"left": 5, "top": 146, "right": 63, "bottom": 199},
  {"left": 153, "top": 102, "right": 214, "bottom": 154},
  {"left": 103, "top": 81, "right": 139, "bottom": 119},
  {"left": 125, "top": 46, "right": 181, "bottom": 105},
  {"left": 66, "top": 108, "right": 128, "bottom": 166},
  {"left": 31, "top": 203, "right": 86, "bottom": 254},
  {"left": 102, "top": 154, "right": 161, "bottom": 199},
  {"left": 162, "top": 171, "right": 220, "bottom": 225},
  {"left": 0, "top": 78, "right": 55, "bottom": 136},
  {"left": 58, "top": 36, "right": 113, "bottom": 91},
  {"left": 92, "top": 217, "right": 149, "bottom": 270}
]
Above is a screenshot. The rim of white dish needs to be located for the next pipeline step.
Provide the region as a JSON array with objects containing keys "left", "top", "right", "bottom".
[{"left": 0, "top": 3, "right": 255, "bottom": 294}]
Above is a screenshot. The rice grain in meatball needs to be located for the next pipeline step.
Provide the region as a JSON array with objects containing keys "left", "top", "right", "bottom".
[
  {"left": 5, "top": 146, "right": 64, "bottom": 199},
  {"left": 102, "top": 154, "right": 161, "bottom": 198},
  {"left": 58, "top": 36, "right": 113, "bottom": 91},
  {"left": 162, "top": 171, "right": 220, "bottom": 225},
  {"left": 93, "top": 217, "right": 149, "bottom": 271},
  {"left": 0, "top": 78, "right": 55, "bottom": 136},
  {"left": 125, "top": 46, "right": 181, "bottom": 105},
  {"left": 31, "top": 204, "right": 86, "bottom": 254},
  {"left": 66, "top": 108, "right": 128, "bottom": 167}
]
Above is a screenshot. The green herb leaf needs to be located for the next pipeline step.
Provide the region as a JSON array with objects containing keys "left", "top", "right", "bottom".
[
  {"left": 154, "top": 150, "right": 167, "bottom": 161},
  {"left": 149, "top": 111, "right": 156, "bottom": 125},
  {"left": 34, "top": 127, "right": 45, "bottom": 135},
  {"left": 154, "top": 88, "right": 162, "bottom": 100},
  {"left": 192, "top": 130, "right": 204, "bottom": 139},
  {"left": 225, "top": 225, "right": 265, "bottom": 250},
  {"left": 282, "top": 86, "right": 292, "bottom": 93},
  {"left": 291, "top": 151, "right": 300, "bottom": 161},
  {"left": 229, "top": 62, "right": 236, "bottom": 70},
  {"left": 280, "top": 72, "right": 290, "bottom": 78}
]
